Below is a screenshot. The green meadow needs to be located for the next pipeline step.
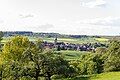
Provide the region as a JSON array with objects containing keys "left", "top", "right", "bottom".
[
  {"left": 1, "top": 37, "right": 109, "bottom": 44},
  {"left": 57, "top": 72, "right": 120, "bottom": 80},
  {"left": 55, "top": 50, "right": 91, "bottom": 60}
]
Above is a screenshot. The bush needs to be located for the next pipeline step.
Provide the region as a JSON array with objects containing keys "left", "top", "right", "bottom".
[
  {"left": 76, "top": 53, "right": 104, "bottom": 75},
  {"left": 103, "top": 40, "right": 120, "bottom": 72},
  {"left": 95, "top": 47, "right": 107, "bottom": 54},
  {"left": 87, "top": 61, "right": 97, "bottom": 74}
]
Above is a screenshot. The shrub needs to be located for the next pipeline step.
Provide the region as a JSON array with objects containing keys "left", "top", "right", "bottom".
[
  {"left": 76, "top": 53, "right": 104, "bottom": 75},
  {"left": 95, "top": 47, "right": 107, "bottom": 54},
  {"left": 103, "top": 40, "right": 120, "bottom": 72}
]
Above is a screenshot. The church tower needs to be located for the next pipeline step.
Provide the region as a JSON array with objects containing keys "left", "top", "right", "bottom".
[{"left": 54, "top": 35, "right": 57, "bottom": 45}]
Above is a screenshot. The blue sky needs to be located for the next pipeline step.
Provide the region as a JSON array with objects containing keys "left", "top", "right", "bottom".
[{"left": 0, "top": 0, "right": 120, "bottom": 35}]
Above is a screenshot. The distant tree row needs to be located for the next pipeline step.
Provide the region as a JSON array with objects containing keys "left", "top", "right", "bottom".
[{"left": 2, "top": 31, "right": 101, "bottom": 38}]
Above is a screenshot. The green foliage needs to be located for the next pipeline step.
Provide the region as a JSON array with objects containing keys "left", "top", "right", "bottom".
[
  {"left": 51, "top": 75, "right": 64, "bottom": 79},
  {"left": 95, "top": 47, "right": 107, "bottom": 54},
  {"left": 2, "top": 36, "right": 31, "bottom": 61},
  {"left": 19, "top": 49, "right": 75, "bottom": 79},
  {"left": 0, "top": 35, "right": 120, "bottom": 79},
  {"left": 0, "top": 36, "right": 75, "bottom": 80},
  {"left": 74, "top": 40, "right": 120, "bottom": 74},
  {"left": 76, "top": 53, "right": 103, "bottom": 75},
  {"left": 67, "top": 40, "right": 120, "bottom": 76},
  {"left": 103, "top": 40, "right": 120, "bottom": 72}
]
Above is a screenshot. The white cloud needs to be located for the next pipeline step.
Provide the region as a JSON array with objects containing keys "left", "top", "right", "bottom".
[
  {"left": 77, "top": 16, "right": 120, "bottom": 27},
  {"left": 37, "top": 24, "right": 54, "bottom": 30},
  {"left": 81, "top": 0, "right": 106, "bottom": 8},
  {"left": 31, "top": 24, "right": 55, "bottom": 32},
  {"left": 19, "top": 14, "right": 34, "bottom": 18}
]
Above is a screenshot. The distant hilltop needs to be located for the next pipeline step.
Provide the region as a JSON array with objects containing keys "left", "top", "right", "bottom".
[{"left": 2, "top": 31, "right": 92, "bottom": 38}]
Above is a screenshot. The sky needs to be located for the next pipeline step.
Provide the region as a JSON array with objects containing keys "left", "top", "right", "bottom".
[{"left": 0, "top": 0, "right": 120, "bottom": 35}]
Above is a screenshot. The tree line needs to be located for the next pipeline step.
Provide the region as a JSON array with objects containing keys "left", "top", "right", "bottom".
[{"left": 3, "top": 31, "right": 99, "bottom": 38}]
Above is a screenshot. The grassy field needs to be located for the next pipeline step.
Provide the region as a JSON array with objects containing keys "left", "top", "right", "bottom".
[
  {"left": 43, "top": 37, "right": 108, "bottom": 44},
  {"left": 1, "top": 37, "right": 39, "bottom": 43},
  {"left": 56, "top": 72, "right": 120, "bottom": 80},
  {"left": 90, "top": 72, "right": 120, "bottom": 80},
  {"left": 1, "top": 37, "right": 109, "bottom": 44},
  {"left": 56, "top": 50, "right": 91, "bottom": 60},
  {"left": 94, "top": 38, "right": 109, "bottom": 42}
]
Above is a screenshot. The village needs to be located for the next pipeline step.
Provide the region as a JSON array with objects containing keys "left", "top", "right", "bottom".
[{"left": 42, "top": 37, "right": 107, "bottom": 51}]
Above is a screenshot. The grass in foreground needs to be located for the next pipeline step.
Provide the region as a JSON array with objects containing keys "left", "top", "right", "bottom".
[
  {"left": 56, "top": 72, "right": 120, "bottom": 80},
  {"left": 90, "top": 72, "right": 120, "bottom": 80}
]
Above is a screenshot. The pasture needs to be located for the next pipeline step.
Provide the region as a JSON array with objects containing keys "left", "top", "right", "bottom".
[
  {"left": 43, "top": 37, "right": 109, "bottom": 44},
  {"left": 94, "top": 38, "right": 109, "bottom": 42},
  {"left": 56, "top": 72, "right": 120, "bottom": 80},
  {"left": 1, "top": 36, "right": 109, "bottom": 44},
  {"left": 55, "top": 50, "right": 91, "bottom": 60}
]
